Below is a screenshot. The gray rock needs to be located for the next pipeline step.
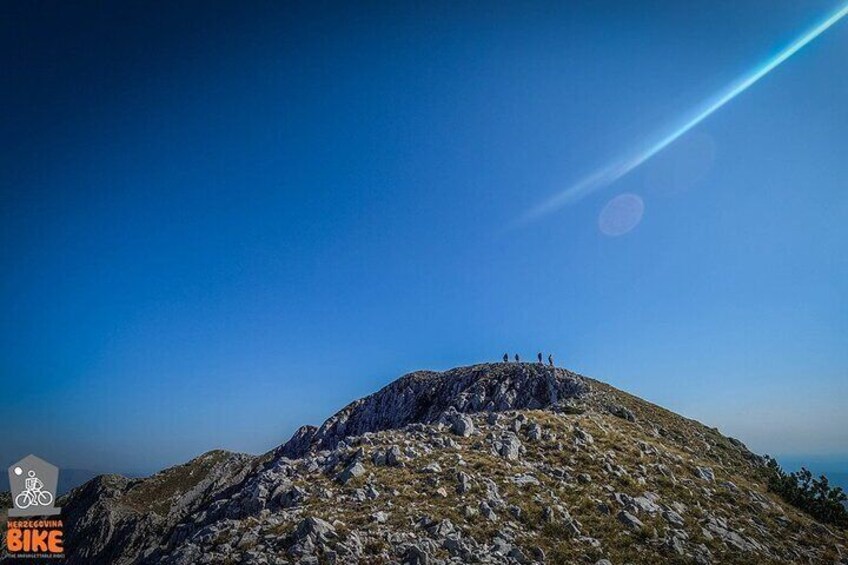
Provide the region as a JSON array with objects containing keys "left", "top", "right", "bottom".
[
  {"left": 386, "top": 445, "right": 403, "bottom": 466},
  {"left": 491, "top": 536, "right": 513, "bottom": 555},
  {"left": 579, "top": 536, "right": 601, "bottom": 548},
  {"left": 236, "top": 529, "right": 258, "bottom": 550},
  {"left": 512, "top": 473, "right": 540, "bottom": 486},
  {"left": 574, "top": 427, "right": 594, "bottom": 445},
  {"left": 371, "top": 450, "right": 387, "bottom": 466},
  {"left": 508, "top": 546, "right": 530, "bottom": 563},
  {"left": 541, "top": 505, "right": 581, "bottom": 536},
  {"left": 663, "top": 509, "right": 685, "bottom": 527},
  {"left": 294, "top": 517, "right": 336, "bottom": 543},
  {"left": 632, "top": 496, "right": 660, "bottom": 514},
  {"left": 364, "top": 484, "right": 380, "bottom": 499},
  {"left": 456, "top": 471, "right": 472, "bottom": 494},
  {"left": 480, "top": 501, "right": 498, "bottom": 521},
  {"left": 694, "top": 543, "right": 713, "bottom": 565},
  {"left": 337, "top": 461, "right": 366, "bottom": 484},
  {"left": 279, "top": 486, "right": 307, "bottom": 508},
  {"left": 416, "top": 515, "right": 437, "bottom": 530},
  {"left": 702, "top": 515, "right": 758, "bottom": 552},
  {"left": 370, "top": 511, "right": 389, "bottom": 523},
  {"left": 617, "top": 510, "right": 644, "bottom": 531},
  {"left": 450, "top": 414, "right": 475, "bottom": 437},
  {"left": 494, "top": 432, "right": 523, "bottom": 461},
  {"left": 695, "top": 467, "right": 715, "bottom": 482},
  {"left": 421, "top": 462, "right": 442, "bottom": 474},
  {"left": 607, "top": 404, "right": 636, "bottom": 422},
  {"left": 666, "top": 533, "right": 686, "bottom": 555},
  {"left": 655, "top": 464, "right": 675, "bottom": 479},
  {"left": 612, "top": 492, "right": 634, "bottom": 507},
  {"left": 526, "top": 423, "right": 542, "bottom": 441},
  {"left": 403, "top": 544, "right": 431, "bottom": 565},
  {"left": 427, "top": 518, "right": 455, "bottom": 537}
]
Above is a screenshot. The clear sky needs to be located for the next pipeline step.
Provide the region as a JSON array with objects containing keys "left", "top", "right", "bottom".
[{"left": 2, "top": 0, "right": 846, "bottom": 475}]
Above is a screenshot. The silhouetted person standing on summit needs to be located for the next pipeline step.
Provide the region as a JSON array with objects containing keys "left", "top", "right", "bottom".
[
  {"left": 548, "top": 354, "right": 554, "bottom": 366},
  {"left": 537, "top": 352, "right": 543, "bottom": 364},
  {"left": 514, "top": 353, "right": 520, "bottom": 363},
  {"left": 503, "top": 353, "right": 509, "bottom": 363}
]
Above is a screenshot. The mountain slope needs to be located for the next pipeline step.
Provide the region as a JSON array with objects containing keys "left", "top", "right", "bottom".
[{"left": 2, "top": 363, "right": 846, "bottom": 564}]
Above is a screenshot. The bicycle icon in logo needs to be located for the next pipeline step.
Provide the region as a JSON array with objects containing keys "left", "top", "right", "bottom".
[
  {"left": 14, "top": 469, "right": 54, "bottom": 510},
  {"left": 7, "top": 454, "right": 61, "bottom": 517}
]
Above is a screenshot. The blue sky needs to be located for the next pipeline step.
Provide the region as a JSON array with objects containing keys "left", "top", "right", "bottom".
[{"left": 1, "top": 0, "right": 846, "bottom": 475}]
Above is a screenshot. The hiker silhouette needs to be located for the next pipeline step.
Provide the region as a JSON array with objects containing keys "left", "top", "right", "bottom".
[
  {"left": 503, "top": 353, "right": 509, "bottom": 363},
  {"left": 514, "top": 353, "right": 520, "bottom": 363},
  {"left": 548, "top": 354, "right": 554, "bottom": 366}
]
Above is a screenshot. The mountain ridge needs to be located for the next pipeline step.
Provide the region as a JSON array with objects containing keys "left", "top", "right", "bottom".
[{"left": 2, "top": 363, "right": 846, "bottom": 564}]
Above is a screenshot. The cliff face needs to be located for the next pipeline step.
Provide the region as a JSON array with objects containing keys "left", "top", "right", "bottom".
[
  {"left": 278, "top": 364, "right": 588, "bottom": 458},
  {"left": 3, "top": 363, "right": 846, "bottom": 564}
]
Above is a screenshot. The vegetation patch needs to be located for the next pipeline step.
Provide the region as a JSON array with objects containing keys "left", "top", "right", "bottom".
[{"left": 762, "top": 456, "right": 848, "bottom": 528}]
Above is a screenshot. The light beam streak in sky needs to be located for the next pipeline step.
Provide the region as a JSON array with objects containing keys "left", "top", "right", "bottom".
[{"left": 516, "top": 2, "right": 848, "bottom": 226}]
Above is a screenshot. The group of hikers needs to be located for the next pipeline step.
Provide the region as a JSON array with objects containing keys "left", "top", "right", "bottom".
[{"left": 503, "top": 352, "right": 554, "bottom": 366}]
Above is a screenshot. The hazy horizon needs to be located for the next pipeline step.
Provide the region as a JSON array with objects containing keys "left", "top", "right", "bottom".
[
  {"left": 5, "top": 360, "right": 845, "bottom": 481},
  {"left": 2, "top": 0, "right": 846, "bottom": 475}
]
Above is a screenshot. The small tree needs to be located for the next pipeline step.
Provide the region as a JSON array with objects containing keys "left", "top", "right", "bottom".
[{"left": 762, "top": 456, "right": 848, "bottom": 528}]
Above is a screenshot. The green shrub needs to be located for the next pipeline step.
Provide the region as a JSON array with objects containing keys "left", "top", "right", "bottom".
[{"left": 762, "top": 455, "right": 847, "bottom": 528}]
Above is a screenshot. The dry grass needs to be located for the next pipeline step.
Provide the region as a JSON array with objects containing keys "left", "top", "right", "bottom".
[
  {"left": 259, "top": 404, "right": 847, "bottom": 563},
  {"left": 121, "top": 450, "right": 233, "bottom": 515}
]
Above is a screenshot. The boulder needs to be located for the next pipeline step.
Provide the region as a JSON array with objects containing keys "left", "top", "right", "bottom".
[
  {"left": 294, "top": 517, "right": 336, "bottom": 543},
  {"left": 494, "top": 432, "right": 523, "bottom": 461},
  {"left": 617, "top": 510, "right": 644, "bottom": 531},
  {"left": 450, "top": 414, "right": 475, "bottom": 437},
  {"left": 337, "top": 461, "right": 366, "bottom": 484},
  {"left": 695, "top": 467, "right": 715, "bottom": 482},
  {"left": 607, "top": 404, "right": 636, "bottom": 422}
]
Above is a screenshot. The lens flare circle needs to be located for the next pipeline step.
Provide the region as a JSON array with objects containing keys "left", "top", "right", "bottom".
[{"left": 599, "top": 193, "right": 644, "bottom": 237}]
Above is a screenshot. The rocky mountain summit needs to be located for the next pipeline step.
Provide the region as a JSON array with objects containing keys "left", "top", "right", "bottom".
[
  {"left": 278, "top": 364, "right": 588, "bottom": 459},
  {"left": 2, "top": 363, "right": 847, "bottom": 564}
]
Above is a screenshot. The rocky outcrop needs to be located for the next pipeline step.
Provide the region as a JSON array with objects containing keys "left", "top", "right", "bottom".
[
  {"left": 278, "top": 425, "right": 317, "bottom": 459},
  {"left": 58, "top": 450, "right": 254, "bottom": 565},
  {"left": 278, "top": 363, "right": 588, "bottom": 458}
]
